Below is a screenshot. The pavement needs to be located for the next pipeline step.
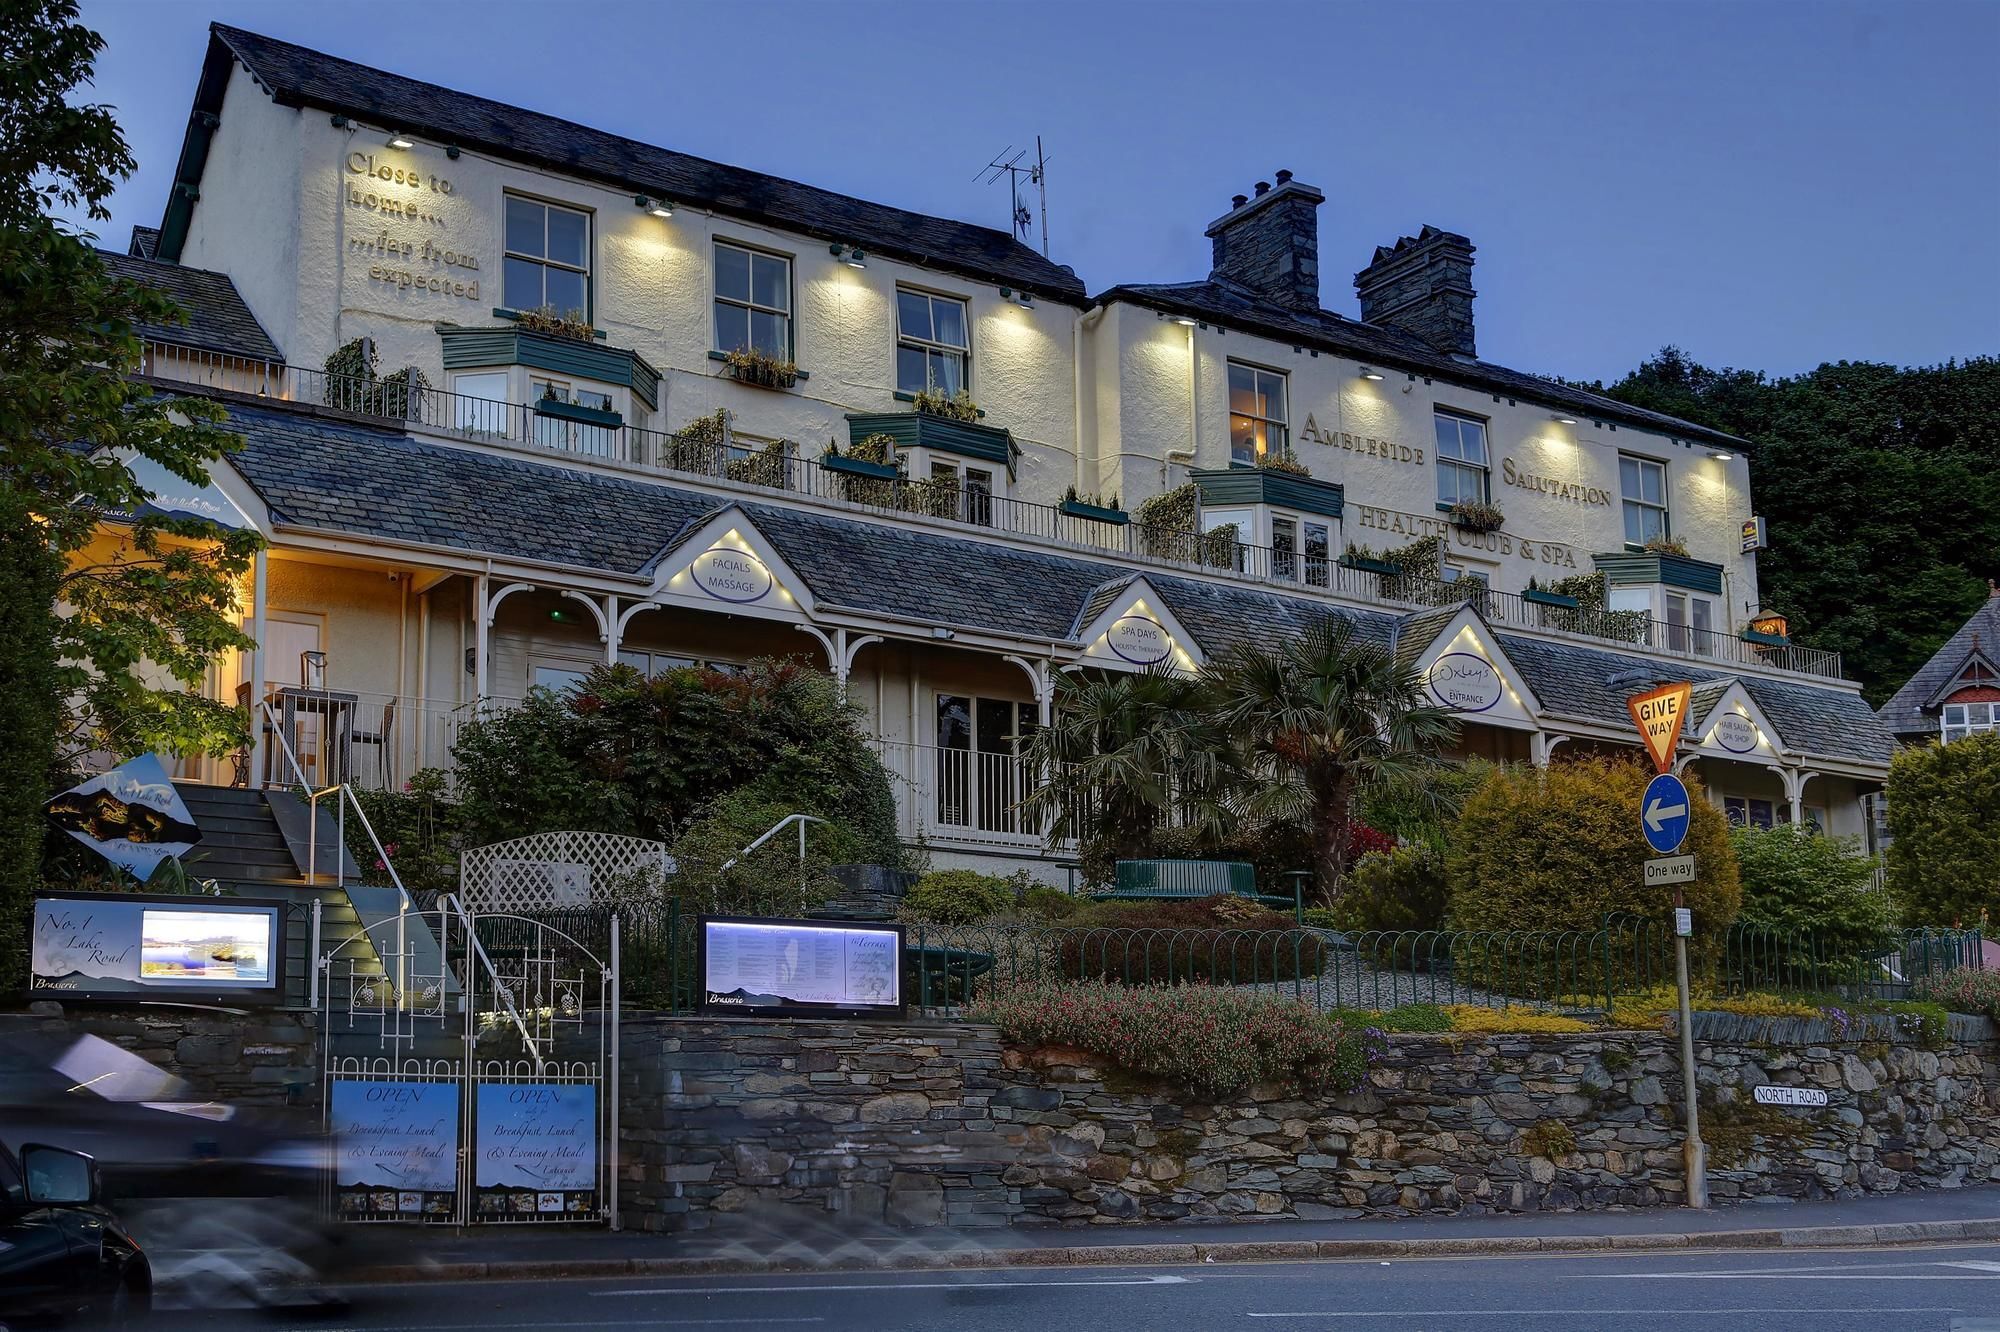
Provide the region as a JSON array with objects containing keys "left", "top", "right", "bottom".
[
  {"left": 327, "top": 1184, "right": 2000, "bottom": 1284},
  {"left": 154, "top": 1242, "right": 2000, "bottom": 1332}
]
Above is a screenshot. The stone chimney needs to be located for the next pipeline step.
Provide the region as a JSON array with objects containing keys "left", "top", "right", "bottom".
[
  {"left": 1205, "top": 170, "right": 1326, "bottom": 313},
  {"left": 1353, "top": 225, "right": 1478, "bottom": 358}
]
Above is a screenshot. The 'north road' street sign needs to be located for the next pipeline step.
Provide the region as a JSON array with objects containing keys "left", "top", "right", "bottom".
[
  {"left": 1753, "top": 1085, "right": 1829, "bottom": 1108},
  {"left": 1645, "top": 854, "right": 1696, "bottom": 887},
  {"left": 1642, "top": 771, "right": 1692, "bottom": 855},
  {"left": 1627, "top": 681, "right": 1692, "bottom": 773}
]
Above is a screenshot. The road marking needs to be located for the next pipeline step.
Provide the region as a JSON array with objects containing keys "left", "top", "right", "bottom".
[
  {"left": 1942, "top": 1261, "right": 2000, "bottom": 1273},
  {"left": 1601, "top": 1272, "right": 2000, "bottom": 1281},
  {"left": 1246, "top": 1309, "right": 1960, "bottom": 1319},
  {"left": 273, "top": 1322, "right": 823, "bottom": 1332},
  {"left": 594, "top": 1273, "right": 1192, "bottom": 1296}
]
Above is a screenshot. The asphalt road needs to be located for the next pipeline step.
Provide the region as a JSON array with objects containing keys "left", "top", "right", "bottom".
[{"left": 135, "top": 1241, "right": 2000, "bottom": 1332}]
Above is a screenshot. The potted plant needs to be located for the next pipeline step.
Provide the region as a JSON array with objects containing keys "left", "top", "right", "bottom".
[
  {"left": 1060, "top": 486, "right": 1128, "bottom": 525},
  {"left": 722, "top": 346, "right": 799, "bottom": 390},
  {"left": 1522, "top": 577, "right": 1580, "bottom": 610},
  {"left": 1256, "top": 452, "right": 1312, "bottom": 477},
  {"left": 513, "top": 304, "right": 597, "bottom": 343},
  {"left": 1339, "top": 543, "right": 1402, "bottom": 576},
  {"left": 1448, "top": 499, "right": 1506, "bottom": 534},
  {"left": 820, "top": 432, "right": 900, "bottom": 480},
  {"left": 911, "top": 387, "right": 982, "bottom": 422},
  {"left": 1643, "top": 534, "right": 1691, "bottom": 558}
]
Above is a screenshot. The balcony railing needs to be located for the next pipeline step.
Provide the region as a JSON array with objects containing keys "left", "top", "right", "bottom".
[{"left": 146, "top": 346, "right": 1844, "bottom": 681}]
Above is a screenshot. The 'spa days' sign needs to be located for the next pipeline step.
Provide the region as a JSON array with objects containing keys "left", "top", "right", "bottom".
[
  {"left": 1711, "top": 711, "right": 1759, "bottom": 754},
  {"left": 1106, "top": 614, "right": 1172, "bottom": 665},
  {"left": 689, "top": 546, "right": 774, "bottom": 604},
  {"left": 1426, "top": 652, "right": 1503, "bottom": 713},
  {"left": 476, "top": 1083, "right": 596, "bottom": 1216}
]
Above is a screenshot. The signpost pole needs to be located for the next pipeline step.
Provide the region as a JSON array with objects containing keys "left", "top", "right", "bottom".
[{"left": 1673, "top": 889, "right": 1708, "bottom": 1208}]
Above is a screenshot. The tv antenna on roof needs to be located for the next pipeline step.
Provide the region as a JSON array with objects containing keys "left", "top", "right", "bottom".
[{"left": 979, "top": 137, "right": 1050, "bottom": 256}]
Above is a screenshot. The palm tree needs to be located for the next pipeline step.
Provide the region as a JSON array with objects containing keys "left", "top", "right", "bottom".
[
  {"left": 1019, "top": 667, "right": 1223, "bottom": 859},
  {"left": 1202, "top": 616, "right": 1461, "bottom": 900}
]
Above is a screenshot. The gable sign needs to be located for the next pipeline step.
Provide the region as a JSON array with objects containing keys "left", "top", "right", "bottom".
[
  {"left": 688, "top": 546, "right": 774, "bottom": 604},
  {"left": 1106, "top": 614, "right": 1172, "bottom": 665},
  {"left": 1074, "top": 580, "right": 1201, "bottom": 673},
  {"left": 1688, "top": 681, "right": 1782, "bottom": 761},
  {"left": 1405, "top": 608, "right": 1539, "bottom": 729},
  {"left": 650, "top": 510, "right": 811, "bottom": 621},
  {"left": 1710, "top": 711, "right": 1759, "bottom": 754},
  {"left": 1426, "top": 652, "right": 1504, "bottom": 713},
  {"left": 1627, "top": 682, "right": 1692, "bottom": 773}
]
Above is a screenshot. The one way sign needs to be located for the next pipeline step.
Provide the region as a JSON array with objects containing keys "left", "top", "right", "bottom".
[{"left": 1642, "top": 772, "right": 1692, "bottom": 855}]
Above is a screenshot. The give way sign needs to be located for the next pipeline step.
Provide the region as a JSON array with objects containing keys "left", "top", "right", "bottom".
[{"left": 1627, "top": 681, "right": 1692, "bottom": 773}]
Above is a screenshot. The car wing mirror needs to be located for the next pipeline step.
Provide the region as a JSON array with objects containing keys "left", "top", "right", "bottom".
[{"left": 19, "top": 1144, "right": 96, "bottom": 1206}]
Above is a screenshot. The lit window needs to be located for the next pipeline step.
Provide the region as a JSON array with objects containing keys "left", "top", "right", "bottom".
[
  {"left": 896, "top": 289, "right": 969, "bottom": 395},
  {"left": 1433, "top": 411, "right": 1489, "bottom": 506},
  {"left": 1621, "top": 455, "right": 1670, "bottom": 546},
  {"left": 1943, "top": 702, "right": 2000, "bottom": 744},
  {"left": 1227, "top": 362, "right": 1288, "bottom": 465},
  {"left": 503, "top": 195, "right": 591, "bottom": 317},
  {"left": 714, "top": 242, "right": 792, "bottom": 358}
]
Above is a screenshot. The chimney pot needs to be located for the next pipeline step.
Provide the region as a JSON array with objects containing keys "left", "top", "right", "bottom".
[
  {"left": 1254, "top": 180, "right": 1271, "bottom": 196},
  {"left": 1275, "top": 169, "right": 1293, "bottom": 184},
  {"left": 1231, "top": 193, "right": 1248, "bottom": 209},
  {"left": 1205, "top": 174, "right": 1326, "bottom": 313}
]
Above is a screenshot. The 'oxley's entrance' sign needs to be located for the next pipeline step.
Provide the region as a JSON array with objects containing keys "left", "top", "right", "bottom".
[{"left": 1426, "top": 652, "right": 1503, "bottom": 713}]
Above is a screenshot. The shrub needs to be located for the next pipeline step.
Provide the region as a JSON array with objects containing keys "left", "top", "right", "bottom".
[
  {"left": 903, "top": 868, "right": 1024, "bottom": 924},
  {"left": 1018, "top": 885, "right": 1083, "bottom": 921},
  {"left": 1729, "top": 823, "right": 1897, "bottom": 978},
  {"left": 1359, "top": 759, "right": 1496, "bottom": 852},
  {"left": 1912, "top": 966, "right": 2000, "bottom": 1020},
  {"left": 971, "top": 980, "right": 1370, "bottom": 1098},
  {"left": 1887, "top": 733, "right": 2000, "bottom": 927},
  {"left": 1333, "top": 846, "right": 1449, "bottom": 935},
  {"left": 1326, "top": 1002, "right": 1451, "bottom": 1033},
  {"left": 666, "top": 785, "right": 866, "bottom": 917},
  {"left": 1056, "top": 894, "right": 1327, "bottom": 984},
  {"left": 1608, "top": 984, "right": 1820, "bottom": 1029},
  {"left": 1440, "top": 1005, "right": 1594, "bottom": 1034},
  {"left": 1448, "top": 755, "right": 1740, "bottom": 982},
  {"left": 347, "top": 767, "right": 463, "bottom": 895}
]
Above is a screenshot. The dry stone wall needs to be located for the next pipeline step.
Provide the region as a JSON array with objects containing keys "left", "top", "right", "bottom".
[
  {"left": 622, "top": 1012, "right": 2000, "bottom": 1231},
  {"left": 9, "top": 1002, "right": 320, "bottom": 1106}
]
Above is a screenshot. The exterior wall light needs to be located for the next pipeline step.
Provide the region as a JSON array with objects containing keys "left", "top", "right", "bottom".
[
  {"left": 828, "top": 243, "right": 866, "bottom": 268},
  {"left": 1553, "top": 414, "right": 1578, "bottom": 425},
  {"left": 387, "top": 131, "right": 414, "bottom": 149},
  {"left": 1710, "top": 450, "right": 1735, "bottom": 461},
  {"left": 634, "top": 195, "right": 674, "bottom": 218},
  {"left": 1358, "top": 366, "right": 1385, "bottom": 381},
  {"left": 999, "top": 286, "right": 1034, "bottom": 309}
]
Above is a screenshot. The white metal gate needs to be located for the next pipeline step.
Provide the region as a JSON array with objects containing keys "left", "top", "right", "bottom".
[{"left": 317, "top": 896, "right": 621, "bottom": 1227}]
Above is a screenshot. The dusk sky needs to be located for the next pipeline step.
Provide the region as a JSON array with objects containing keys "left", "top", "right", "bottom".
[{"left": 71, "top": 0, "right": 1998, "bottom": 385}]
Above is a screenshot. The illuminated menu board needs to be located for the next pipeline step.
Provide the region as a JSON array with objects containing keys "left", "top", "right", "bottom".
[{"left": 700, "top": 917, "right": 904, "bottom": 1019}]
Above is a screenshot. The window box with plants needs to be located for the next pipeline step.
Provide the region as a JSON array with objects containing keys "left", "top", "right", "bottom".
[
  {"left": 719, "top": 347, "right": 800, "bottom": 390},
  {"left": 821, "top": 433, "right": 901, "bottom": 481},
  {"left": 1059, "top": 489, "right": 1128, "bottom": 525},
  {"left": 1447, "top": 499, "right": 1506, "bottom": 534},
  {"left": 1521, "top": 579, "right": 1581, "bottom": 610},
  {"left": 534, "top": 391, "right": 623, "bottom": 429},
  {"left": 1339, "top": 546, "right": 1403, "bottom": 577},
  {"left": 509, "top": 305, "right": 600, "bottom": 344},
  {"left": 846, "top": 391, "right": 1016, "bottom": 479}
]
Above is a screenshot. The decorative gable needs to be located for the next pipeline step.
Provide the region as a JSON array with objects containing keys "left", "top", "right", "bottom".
[
  {"left": 644, "top": 507, "right": 813, "bottom": 622},
  {"left": 1071, "top": 577, "right": 1203, "bottom": 673},
  {"left": 1402, "top": 605, "right": 1541, "bottom": 729},
  {"left": 1688, "top": 680, "right": 1784, "bottom": 761}
]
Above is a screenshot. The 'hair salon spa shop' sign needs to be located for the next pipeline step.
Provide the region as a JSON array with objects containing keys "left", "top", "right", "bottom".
[
  {"left": 31, "top": 893, "right": 283, "bottom": 1003},
  {"left": 700, "top": 916, "right": 904, "bottom": 1019}
]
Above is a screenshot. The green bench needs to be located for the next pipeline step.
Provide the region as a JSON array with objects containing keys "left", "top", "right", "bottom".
[{"left": 1098, "top": 859, "right": 1306, "bottom": 919}]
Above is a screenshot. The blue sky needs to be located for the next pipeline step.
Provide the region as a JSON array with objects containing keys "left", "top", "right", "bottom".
[{"left": 71, "top": 0, "right": 1999, "bottom": 383}]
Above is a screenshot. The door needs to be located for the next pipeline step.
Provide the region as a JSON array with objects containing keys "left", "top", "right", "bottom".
[
  {"left": 934, "top": 695, "right": 1035, "bottom": 836},
  {"left": 244, "top": 613, "right": 325, "bottom": 782}
]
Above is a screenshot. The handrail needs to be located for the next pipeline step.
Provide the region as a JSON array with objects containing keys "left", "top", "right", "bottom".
[
  {"left": 718, "top": 813, "right": 826, "bottom": 873},
  {"left": 441, "top": 890, "right": 543, "bottom": 1069}
]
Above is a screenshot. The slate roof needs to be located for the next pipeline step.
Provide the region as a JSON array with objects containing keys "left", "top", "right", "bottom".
[
  {"left": 98, "top": 250, "right": 282, "bottom": 363},
  {"left": 1096, "top": 279, "right": 1747, "bottom": 450},
  {"left": 211, "top": 396, "right": 1883, "bottom": 765},
  {"left": 1876, "top": 593, "right": 2000, "bottom": 737},
  {"left": 1391, "top": 605, "right": 1465, "bottom": 673},
  {"left": 197, "top": 25, "right": 1085, "bottom": 305},
  {"left": 1496, "top": 633, "right": 1891, "bottom": 766}
]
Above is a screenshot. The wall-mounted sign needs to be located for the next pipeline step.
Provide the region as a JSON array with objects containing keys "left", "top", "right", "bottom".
[
  {"left": 1298, "top": 415, "right": 1423, "bottom": 465},
  {"left": 342, "top": 147, "right": 484, "bottom": 306},
  {"left": 1753, "top": 1085, "right": 1828, "bottom": 1108},
  {"left": 700, "top": 916, "right": 904, "bottom": 1020},
  {"left": 330, "top": 1079, "right": 460, "bottom": 1218},
  {"left": 31, "top": 893, "right": 283, "bottom": 1002},
  {"left": 1106, "top": 614, "right": 1172, "bottom": 665},
  {"left": 44, "top": 754, "right": 200, "bottom": 883},
  {"left": 1501, "top": 458, "right": 1612, "bottom": 508},
  {"left": 689, "top": 546, "right": 774, "bottom": 603},
  {"left": 1711, "top": 712, "right": 1759, "bottom": 755},
  {"left": 1426, "top": 652, "right": 1503, "bottom": 713},
  {"left": 1748, "top": 613, "right": 1789, "bottom": 640},
  {"left": 1350, "top": 505, "right": 1577, "bottom": 569},
  {"left": 1741, "top": 516, "right": 1768, "bottom": 553},
  {"left": 475, "top": 1083, "right": 596, "bottom": 1218}
]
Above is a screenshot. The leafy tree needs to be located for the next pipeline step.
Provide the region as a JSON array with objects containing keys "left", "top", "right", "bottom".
[
  {"left": 1886, "top": 733, "right": 2000, "bottom": 927},
  {"left": 1729, "top": 822, "right": 1898, "bottom": 965},
  {"left": 2, "top": 0, "right": 259, "bottom": 982},
  {"left": 1596, "top": 346, "right": 2000, "bottom": 706},
  {"left": 1448, "top": 755, "right": 1741, "bottom": 974}
]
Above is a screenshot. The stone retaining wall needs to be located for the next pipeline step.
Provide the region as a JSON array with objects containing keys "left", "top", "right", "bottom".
[
  {"left": 620, "top": 1013, "right": 2000, "bottom": 1231},
  {"left": 9, "top": 1001, "right": 319, "bottom": 1105}
]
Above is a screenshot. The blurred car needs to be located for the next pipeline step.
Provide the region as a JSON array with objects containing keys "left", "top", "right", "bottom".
[
  {"left": 0, "top": 1024, "right": 342, "bottom": 1311},
  {"left": 0, "top": 1141, "right": 149, "bottom": 1327}
]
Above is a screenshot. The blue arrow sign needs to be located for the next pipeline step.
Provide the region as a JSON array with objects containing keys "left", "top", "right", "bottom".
[{"left": 1641, "top": 772, "right": 1692, "bottom": 856}]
